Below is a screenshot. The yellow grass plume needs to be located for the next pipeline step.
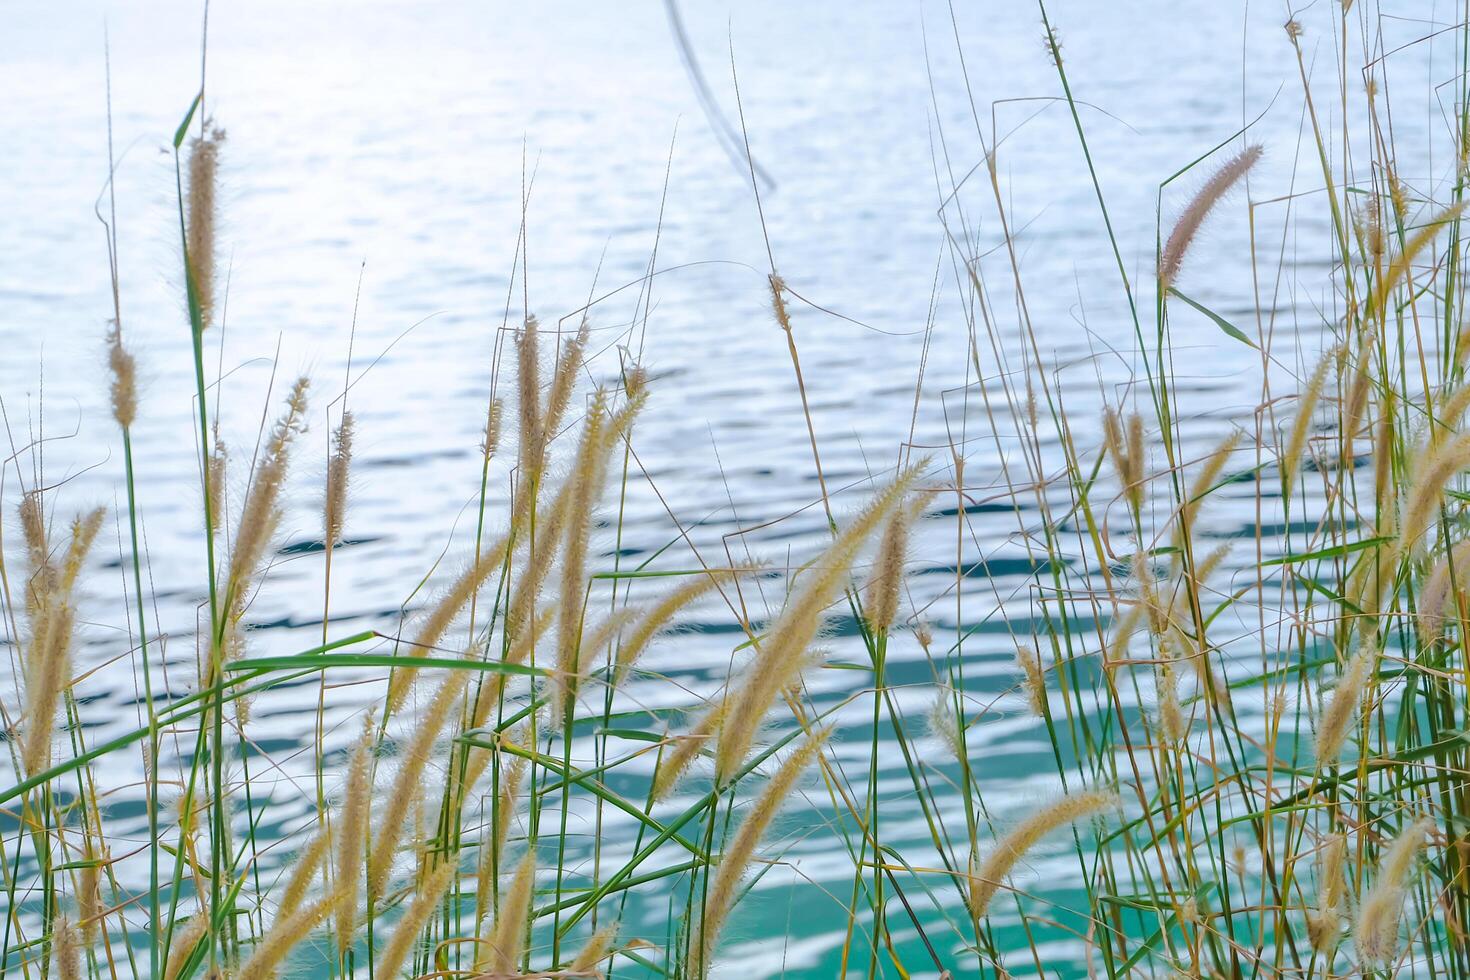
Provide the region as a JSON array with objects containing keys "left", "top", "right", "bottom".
[
  {"left": 372, "top": 859, "right": 456, "bottom": 980},
  {"left": 105, "top": 323, "right": 137, "bottom": 429},
  {"left": 1355, "top": 817, "right": 1433, "bottom": 966},
  {"left": 324, "top": 411, "right": 354, "bottom": 551},
  {"left": 1280, "top": 347, "right": 1334, "bottom": 501},
  {"left": 861, "top": 497, "right": 920, "bottom": 635},
  {"left": 967, "top": 789, "right": 1117, "bottom": 920},
  {"left": 712, "top": 464, "right": 923, "bottom": 786},
  {"left": 386, "top": 534, "right": 511, "bottom": 716},
  {"left": 369, "top": 669, "right": 471, "bottom": 906},
  {"left": 162, "top": 912, "right": 209, "bottom": 980},
  {"left": 478, "top": 847, "right": 537, "bottom": 975},
  {"left": 1307, "top": 832, "right": 1347, "bottom": 952},
  {"left": 1314, "top": 646, "right": 1377, "bottom": 770},
  {"left": 185, "top": 124, "right": 225, "bottom": 331},
  {"left": 686, "top": 729, "right": 830, "bottom": 977},
  {"left": 334, "top": 720, "right": 373, "bottom": 957},
  {"left": 613, "top": 568, "right": 751, "bottom": 684}
]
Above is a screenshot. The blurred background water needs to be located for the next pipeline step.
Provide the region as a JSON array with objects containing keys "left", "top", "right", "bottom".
[{"left": 0, "top": 1, "right": 1458, "bottom": 975}]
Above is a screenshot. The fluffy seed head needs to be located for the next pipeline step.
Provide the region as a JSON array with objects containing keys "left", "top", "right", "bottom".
[
  {"left": 77, "top": 852, "right": 101, "bottom": 945},
  {"left": 926, "top": 689, "right": 967, "bottom": 764},
  {"left": 1355, "top": 817, "right": 1432, "bottom": 966},
  {"left": 687, "top": 729, "right": 830, "bottom": 977},
  {"left": 207, "top": 436, "right": 227, "bottom": 534},
  {"left": 324, "top": 411, "right": 354, "bottom": 550},
  {"left": 334, "top": 719, "right": 372, "bottom": 957},
  {"left": 372, "top": 859, "right": 455, "bottom": 980},
  {"left": 481, "top": 848, "right": 537, "bottom": 975},
  {"left": 1418, "top": 540, "right": 1470, "bottom": 640},
  {"left": 1315, "top": 646, "right": 1377, "bottom": 770},
  {"left": 614, "top": 568, "right": 751, "bottom": 684},
  {"left": 368, "top": 670, "right": 470, "bottom": 905},
  {"left": 1371, "top": 201, "right": 1469, "bottom": 323},
  {"left": 185, "top": 125, "right": 225, "bottom": 331},
  {"left": 235, "top": 891, "right": 340, "bottom": 980},
  {"left": 1155, "top": 661, "right": 1186, "bottom": 743},
  {"left": 163, "top": 913, "right": 209, "bottom": 980},
  {"left": 1308, "top": 832, "right": 1348, "bottom": 952},
  {"left": 225, "top": 378, "right": 309, "bottom": 609},
  {"left": 386, "top": 534, "right": 510, "bottom": 715},
  {"left": 52, "top": 918, "right": 80, "bottom": 980},
  {"left": 1159, "top": 145, "right": 1263, "bottom": 286},
  {"left": 106, "top": 324, "right": 138, "bottom": 428},
  {"left": 1280, "top": 348, "right": 1334, "bottom": 502},
  {"left": 516, "top": 315, "right": 544, "bottom": 483},
  {"left": 862, "top": 497, "right": 918, "bottom": 635},
  {"left": 1400, "top": 430, "right": 1470, "bottom": 559},
  {"left": 552, "top": 390, "right": 610, "bottom": 711},
  {"left": 1015, "top": 645, "right": 1047, "bottom": 716},
  {"left": 23, "top": 507, "right": 104, "bottom": 777},
  {"left": 967, "top": 790, "right": 1117, "bottom": 920},
  {"left": 276, "top": 828, "right": 331, "bottom": 922},
  {"left": 714, "top": 463, "right": 923, "bottom": 785},
  {"left": 543, "top": 319, "right": 590, "bottom": 446},
  {"left": 569, "top": 922, "right": 619, "bottom": 973},
  {"left": 482, "top": 398, "right": 503, "bottom": 459}
]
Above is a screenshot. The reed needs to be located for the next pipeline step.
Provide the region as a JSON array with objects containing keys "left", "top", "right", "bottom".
[
  {"left": 1355, "top": 817, "right": 1432, "bottom": 966},
  {"left": 479, "top": 848, "right": 536, "bottom": 975},
  {"left": 333, "top": 721, "right": 373, "bottom": 959},
  {"left": 1158, "top": 144, "right": 1262, "bottom": 286},
  {"left": 687, "top": 729, "right": 830, "bottom": 977},
  {"left": 965, "top": 790, "right": 1117, "bottom": 920},
  {"left": 184, "top": 125, "right": 224, "bottom": 331}
]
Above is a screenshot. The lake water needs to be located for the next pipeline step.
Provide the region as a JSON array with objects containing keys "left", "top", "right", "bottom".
[{"left": 0, "top": 1, "right": 1452, "bottom": 975}]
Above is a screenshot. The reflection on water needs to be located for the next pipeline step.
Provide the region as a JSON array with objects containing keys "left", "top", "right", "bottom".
[{"left": 0, "top": 1, "right": 1450, "bottom": 974}]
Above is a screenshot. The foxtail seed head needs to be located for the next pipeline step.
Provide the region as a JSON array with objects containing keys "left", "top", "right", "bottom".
[{"left": 1159, "top": 145, "right": 1263, "bottom": 286}]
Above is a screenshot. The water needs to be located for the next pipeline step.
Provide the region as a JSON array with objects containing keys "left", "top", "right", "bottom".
[{"left": 0, "top": 1, "right": 1457, "bottom": 975}]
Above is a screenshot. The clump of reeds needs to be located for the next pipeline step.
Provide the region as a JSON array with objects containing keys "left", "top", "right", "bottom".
[{"left": 23, "top": 27, "right": 1470, "bottom": 978}]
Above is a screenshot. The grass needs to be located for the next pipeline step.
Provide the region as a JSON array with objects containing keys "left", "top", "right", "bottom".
[{"left": 7, "top": 1, "right": 1470, "bottom": 976}]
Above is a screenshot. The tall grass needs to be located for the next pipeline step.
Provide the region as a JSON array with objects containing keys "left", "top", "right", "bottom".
[{"left": 7, "top": 2, "right": 1470, "bottom": 977}]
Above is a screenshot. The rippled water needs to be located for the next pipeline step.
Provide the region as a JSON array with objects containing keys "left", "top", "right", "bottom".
[{"left": 0, "top": 1, "right": 1457, "bottom": 975}]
